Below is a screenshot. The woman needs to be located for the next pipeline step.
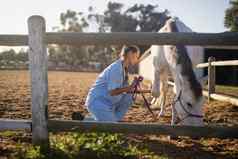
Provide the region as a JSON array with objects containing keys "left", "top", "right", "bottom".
[{"left": 85, "top": 45, "right": 140, "bottom": 122}]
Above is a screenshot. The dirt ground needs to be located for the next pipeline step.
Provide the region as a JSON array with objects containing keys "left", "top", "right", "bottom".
[{"left": 0, "top": 70, "right": 238, "bottom": 159}]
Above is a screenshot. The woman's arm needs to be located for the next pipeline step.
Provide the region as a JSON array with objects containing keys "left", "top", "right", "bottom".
[
  {"left": 110, "top": 86, "right": 151, "bottom": 96},
  {"left": 109, "top": 85, "right": 134, "bottom": 96}
]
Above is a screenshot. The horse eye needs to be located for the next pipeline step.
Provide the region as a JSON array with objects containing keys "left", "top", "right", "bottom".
[{"left": 187, "top": 102, "right": 193, "bottom": 108}]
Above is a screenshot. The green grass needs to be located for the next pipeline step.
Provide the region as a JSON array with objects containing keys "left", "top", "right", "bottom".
[
  {"left": 0, "top": 130, "right": 18, "bottom": 137},
  {"left": 8, "top": 132, "right": 165, "bottom": 159},
  {"left": 204, "top": 84, "right": 238, "bottom": 97},
  {"left": 215, "top": 85, "right": 238, "bottom": 97}
]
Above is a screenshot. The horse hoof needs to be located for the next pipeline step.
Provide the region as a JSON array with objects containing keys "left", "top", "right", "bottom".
[{"left": 72, "top": 112, "right": 84, "bottom": 120}]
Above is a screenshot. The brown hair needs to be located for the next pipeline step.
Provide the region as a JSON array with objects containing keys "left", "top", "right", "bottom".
[{"left": 120, "top": 45, "right": 140, "bottom": 57}]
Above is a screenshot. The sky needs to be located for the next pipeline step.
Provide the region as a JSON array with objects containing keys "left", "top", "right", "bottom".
[{"left": 0, "top": 0, "right": 231, "bottom": 51}]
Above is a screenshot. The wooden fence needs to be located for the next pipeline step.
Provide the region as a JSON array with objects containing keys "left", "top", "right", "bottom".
[
  {"left": 0, "top": 15, "right": 238, "bottom": 148},
  {"left": 168, "top": 57, "right": 238, "bottom": 105},
  {"left": 196, "top": 57, "right": 238, "bottom": 104}
]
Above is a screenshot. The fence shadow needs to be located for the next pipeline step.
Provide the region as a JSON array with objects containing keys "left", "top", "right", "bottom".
[{"left": 128, "top": 135, "right": 237, "bottom": 159}]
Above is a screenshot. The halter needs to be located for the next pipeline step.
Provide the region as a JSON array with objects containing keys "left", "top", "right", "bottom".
[{"left": 172, "top": 90, "right": 203, "bottom": 124}]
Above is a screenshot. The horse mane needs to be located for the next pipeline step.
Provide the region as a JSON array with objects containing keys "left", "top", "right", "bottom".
[{"left": 169, "top": 20, "right": 202, "bottom": 99}]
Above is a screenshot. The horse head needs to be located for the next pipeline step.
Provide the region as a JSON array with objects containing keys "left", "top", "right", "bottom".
[
  {"left": 153, "top": 18, "right": 205, "bottom": 126},
  {"left": 165, "top": 18, "right": 204, "bottom": 126}
]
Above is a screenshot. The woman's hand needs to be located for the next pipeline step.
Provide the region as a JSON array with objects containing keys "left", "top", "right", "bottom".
[
  {"left": 109, "top": 85, "right": 135, "bottom": 96},
  {"left": 109, "top": 76, "right": 142, "bottom": 96}
]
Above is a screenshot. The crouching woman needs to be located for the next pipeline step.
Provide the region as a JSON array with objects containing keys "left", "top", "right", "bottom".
[{"left": 85, "top": 45, "right": 140, "bottom": 122}]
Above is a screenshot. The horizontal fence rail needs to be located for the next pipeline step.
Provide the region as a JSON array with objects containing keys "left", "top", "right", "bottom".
[
  {"left": 168, "top": 80, "right": 238, "bottom": 106},
  {"left": 48, "top": 120, "right": 238, "bottom": 139},
  {"left": 0, "top": 119, "right": 31, "bottom": 131},
  {"left": 0, "top": 35, "right": 28, "bottom": 46},
  {"left": 197, "top": 60, "right": 238, "bottom": 68},
  {"left": 46, "top": 32, "right": 238, "bottom": 46},
  {"left": 1, "top": 119, "right": 238, "bottom": 139},
  {"left": 1, "top": 32, "right": 238, "bottom": 46},
  {"left": 202, "top": 91, "right": 238, "bottom": 106},
  {"left": 204, "top": 45, "right": 238, "bottom": 50}
]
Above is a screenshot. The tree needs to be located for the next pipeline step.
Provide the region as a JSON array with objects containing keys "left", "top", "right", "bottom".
[
  {"left": 125, "top": 4, "right": 170, "bottom": 32},
  {"left": 103, "top": 2, "right": 170, "bottom": 53},
  {"left": 101, "top": 2, "right": 170, "bottom": 72},
  {"left": 50, "top": 2, "right": 170, "bottom": 70},
  {"left": 0, "top": 49, "right": 16, "bottom": 62},
  {"left": 225, "top": 0, "right": 238, "bottom": 31},
  {"left": 87, "top": 6, "right": 118, "bottom": 68},
  {"left": 49, "top": 10, "right": 89, "bottom": 69},
  {"left": 104, "top": 2, "right": 138, "bottom": 32},
  {"left": 103, "top": 2, "right": 170, "bottom": 33},
  {"left": 0, "top": 49, "right": 28, "bottom": 68},
  {"left": 15, "top": 49, "right": 28, "bottom": 62}
]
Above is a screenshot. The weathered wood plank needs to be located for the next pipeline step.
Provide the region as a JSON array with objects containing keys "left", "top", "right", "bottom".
[
  {"left": 197, "top": 60, "right": 238, "bottom": 68},
  {"left": 0, "top": 32, "right": 238, "bottom": 46},
  {"left": 1, "top": 119, "right": 237, "bottom": 139},
  {"left": 0, "top": 35, "right": 28, "bottom": 46},
  {"left": 203, "top": 91, "right": 238, "bottom": 106},
  {"left": 168, "top": 81, "right": 238, "bottom": 106},
  {"left": 208, "top": 57, "right": 216, "bottom": 102},
  {"left": 0, "top": 119, "right": 31, "bottom": 131},
  {"left": 48, "top": 120, "right": 238, "bottom": 139},
  {"left": 204, "top": 45, "right": 238, "bottom": 50},
  {"left": 28, "top": 15, "right": 49, "bottom": 146},
  {"left": 46, "top": 32, "right": 238, "bottom": 46}
]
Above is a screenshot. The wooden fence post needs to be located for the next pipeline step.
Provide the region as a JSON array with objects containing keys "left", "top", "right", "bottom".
[
  {"left": 28, "top": 16, "right": 49, "bottom": 147},
  {"left": 208, "top": 57, "right": 216, "bottom": 102}
]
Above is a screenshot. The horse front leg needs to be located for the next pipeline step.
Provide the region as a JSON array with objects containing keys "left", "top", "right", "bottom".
[
  {"left": 151, "top": 83, "right": 165, "bottom": 115},
  {"left": 151, "top": 70, "right": 160, "bottom": 109},
  {"left": 171, "top": 103, "right": 177, "bottom": 125},
  {"left": 158, "top": 76, "right": 168, "bottom": 117},
  {"left": 151, "top": 70, "right": 168, "bottom": 118},
  {"left": 168, "top": 102, "right": 179, "bottom": 140}
]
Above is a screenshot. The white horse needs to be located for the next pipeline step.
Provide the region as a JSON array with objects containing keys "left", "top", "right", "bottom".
[{"left": 143, "top": 18, "right": 204, "bottom": 126}]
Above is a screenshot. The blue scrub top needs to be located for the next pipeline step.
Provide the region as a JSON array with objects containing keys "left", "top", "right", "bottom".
[{"left": 85, "top": 59, "right": 128, "bottom": 107}]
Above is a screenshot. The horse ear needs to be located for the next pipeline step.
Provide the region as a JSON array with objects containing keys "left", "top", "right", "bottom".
[{"left": 198, "top": 75, "right": 208, "bottom": 87}]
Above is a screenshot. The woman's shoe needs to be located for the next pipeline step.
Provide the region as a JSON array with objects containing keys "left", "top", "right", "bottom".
[{"left": 71, "top": 112, "right": 84, "bottom": 120}]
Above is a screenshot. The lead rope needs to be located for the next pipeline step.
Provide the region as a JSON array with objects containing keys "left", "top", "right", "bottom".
[{"left": 131, "top": 76, "right": 157, "bottom": 120}]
